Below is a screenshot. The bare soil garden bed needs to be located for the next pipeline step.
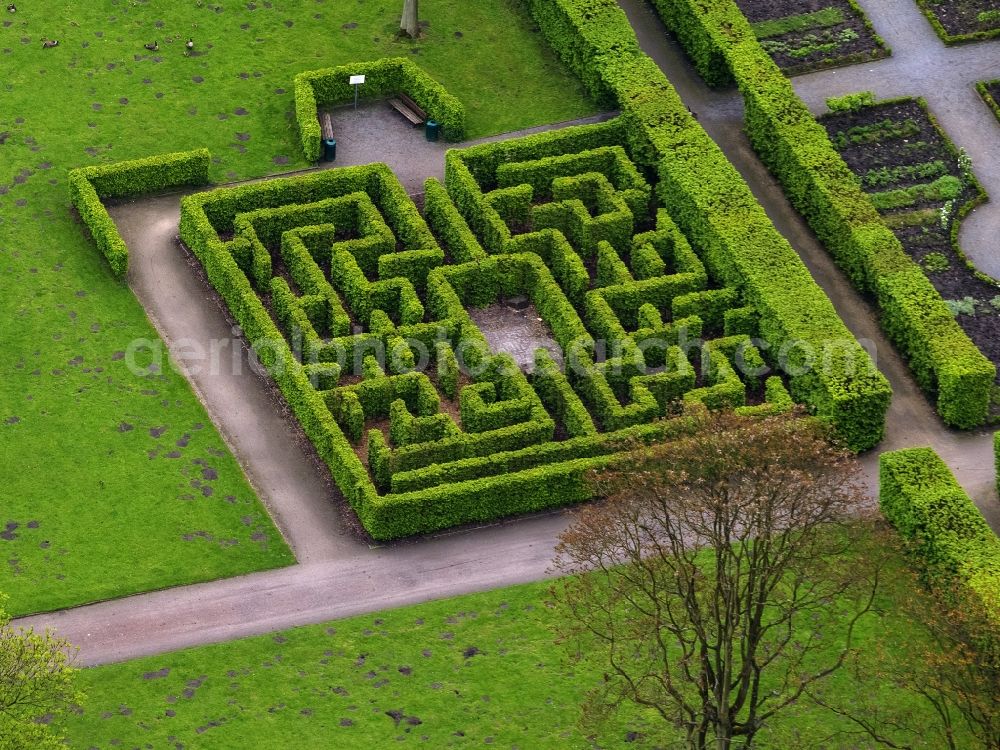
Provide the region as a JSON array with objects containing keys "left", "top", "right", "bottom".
[
  {"left": 977, "top": 79, "right": 1000, "bottom": 122},
  {"left": 734, "top": 0, "right": 889, "bottom": 75},
  {"left": 821, "top": 98, "right": 1000, "bottom": 385},
  {"left": 915, "top": 0, "right": 1000, "bottom": 43}
]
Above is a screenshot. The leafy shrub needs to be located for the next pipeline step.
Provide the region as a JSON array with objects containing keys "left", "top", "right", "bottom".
[
  {"left": 944, "top": 296, "right": 978, "bottom": 317},
  {"left": 880, "top": 447, "right": 1000, "bottom": 634},
  {"left": 752, "top": 7, "right": 845, "bottom": 39},
  {"left": 825, "top": 91, "right": 876, "bottom": 112},
  {"left": 921, "top": 252, "right": 950, "bottom": 273},
  {"left": 861, "top": 160, "right": 948, "bottom": 189},
  {"left": 868, "top": 175, "right": 963, "bottom": 211},
  {"left": 830, "top": 118, "right": 921, "bottom": 149},
  {"left": 760, "top": 27, "right": 858, "bottom": 59}
]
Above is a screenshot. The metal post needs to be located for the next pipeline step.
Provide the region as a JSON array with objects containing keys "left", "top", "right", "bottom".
[{"left": 349, "top": 74, "right": 365, "bottom": 110}]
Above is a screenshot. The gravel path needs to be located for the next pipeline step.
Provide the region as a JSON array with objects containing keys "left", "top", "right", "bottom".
[{"left": 12, "top": 21, "right": 1000, "bottom": 665}]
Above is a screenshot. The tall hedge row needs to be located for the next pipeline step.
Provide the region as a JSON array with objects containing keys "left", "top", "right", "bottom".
[
  {"left": 645, "top": 0, "right": 995, "bottom": 428},
  {"left": 295, "top": 57, "right": 466, "bottom": 161},
  {"left": 68, "top": 149, "right": 211, "bottom": 277},
  {"left": 880, "top": 447, "right": 1000, "bottom": 633},
  {"left": 522, "top": 0, "right": 890, "bottom": 450}
]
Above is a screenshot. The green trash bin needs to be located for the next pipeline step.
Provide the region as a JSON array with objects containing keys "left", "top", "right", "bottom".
[
  {"left": 425, "top": 120, "right": 440, "bottom": 142},
  {"left": 322, "top": 138, "right": 337, "bottom": 162}
]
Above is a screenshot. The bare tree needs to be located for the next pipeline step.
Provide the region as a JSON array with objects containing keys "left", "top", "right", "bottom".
[
  {"left": 400, "top": 0, "right": 419, "bottom": 39},
  {"left": 0, "top": 595, "right": 80, "bottom": 750},
  {"left": 552, "top": 411, "right": 884, "bottom": 750}
]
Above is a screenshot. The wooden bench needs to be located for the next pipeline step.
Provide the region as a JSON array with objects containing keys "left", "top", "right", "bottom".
[
  {"left": 320, "top": 112, "right": 335, "bottom": 141},
  {"left": 388, "top": 93, "right": 427, "bottom": 126}
]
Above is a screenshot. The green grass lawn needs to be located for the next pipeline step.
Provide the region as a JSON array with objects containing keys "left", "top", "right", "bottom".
[
  {"left": 0, "top": 0, "right": 596, "bottom": 617},
  {"left": 59, "top": 552, "right": 970, "bottom": 749}
]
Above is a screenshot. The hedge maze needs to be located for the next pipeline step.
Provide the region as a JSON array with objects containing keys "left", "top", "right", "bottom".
[
  {"left": 176, "top": 117, "right": 813, "bottom": 539},
  {"left": 66, "top": 0, "right": 898, "bottom": 540}
]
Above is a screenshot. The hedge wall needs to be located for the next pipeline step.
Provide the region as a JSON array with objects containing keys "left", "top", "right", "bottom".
[
  {"left": 68, "top": 149, "right": 211, "bottom": 277},
  {"left": 880, "top": 447, "right": 1000, "bottom": 632},
  {"left": 645, "top": 0, "right": 994, "bottom": 428},
  {"left": 522, "top": 0, "right": 890, "bottom": 449},
  {"left": 295, "top": 57, "right": 466, "bottom": 161}
]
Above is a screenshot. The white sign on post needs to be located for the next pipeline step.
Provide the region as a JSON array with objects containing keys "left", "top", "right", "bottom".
[{"left": 350, "top": 74, "right": 366, "bottom": 109}]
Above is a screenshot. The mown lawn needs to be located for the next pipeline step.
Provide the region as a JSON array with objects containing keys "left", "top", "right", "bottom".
[
  {"left": 59, "top": 551, "right": 971, "bottom": 750},
  {"left": 0, "top": 0, "right": 596, "bottom": 616}
]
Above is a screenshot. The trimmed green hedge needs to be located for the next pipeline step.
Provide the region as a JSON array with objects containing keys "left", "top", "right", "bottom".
[
  {"left": 68, "top": 149, "right": 211, "bottom": 277},
  {"left": 521, "top": 0, "right": 891, "bottom": 450},
  {"left": 518, "top": 0, "right": 641, "bottom": 107},
  {"left": 880, "top": 447, "right": 1000, "bottom": 631},
  {"left": 878, "top": 269, "right": 995, "bottom": 428},
  {"left": 646, "top": 0, "right": 993, "bottom": 429},
  {"left": 294, "top": 57, "right": 466, "bottom": 161}
]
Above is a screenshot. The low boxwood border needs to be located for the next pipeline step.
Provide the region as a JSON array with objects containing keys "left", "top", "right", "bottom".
[{"left": 976, "top": 79, "right": 1000, "bottom": 123}]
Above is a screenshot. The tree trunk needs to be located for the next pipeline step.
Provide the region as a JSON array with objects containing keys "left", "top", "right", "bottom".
[{"left": 400, "top": 0, "right": 419, "bottom": 38}]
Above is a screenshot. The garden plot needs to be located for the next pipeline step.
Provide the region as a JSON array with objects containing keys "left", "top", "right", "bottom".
[
  {"left": 821, "top": 98, "right": 1000, "bottom": 390},
  {"left": 734, "top": 0, "right": 888, "bottom": 75},
  {"left": 978, "top": 79, "right": 1000, "bottom": 122},
  {"left": 178, "top": 118, "right": 797, "bottom": 540},
  {"left": 915, "top": 0, "right": 1000, "bottom": 42}
]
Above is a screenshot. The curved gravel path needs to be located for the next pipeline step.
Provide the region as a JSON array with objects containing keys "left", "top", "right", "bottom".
[{"left": 12, "top": 18, "right": 1000, "bottom": 665}]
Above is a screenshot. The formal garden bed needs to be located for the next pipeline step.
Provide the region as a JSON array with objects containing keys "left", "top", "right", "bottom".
[
  {"left": 914, "top": 0, "right": 1000, "bottom": 43},
  {"left": 820, "top": 97, "right": 1000, "bottom": 401},
  {"left": 733, "top": 0, "right": 888, "bottom": 75},
  {"left": 978, "top": 79, "right": 1000, "bottom": 122}
]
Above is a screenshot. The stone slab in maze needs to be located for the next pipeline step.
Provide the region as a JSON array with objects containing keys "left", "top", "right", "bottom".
[{"left": 178, "top": 117, "right": 795, "bottom": 540}]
